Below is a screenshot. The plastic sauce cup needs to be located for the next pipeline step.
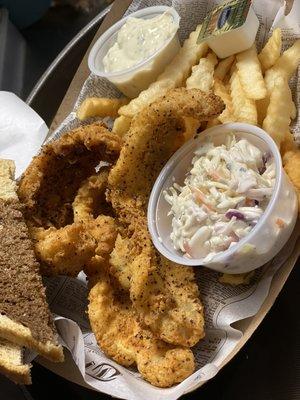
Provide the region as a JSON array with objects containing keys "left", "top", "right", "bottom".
[
  {"left": 88, "top": 6, "right": 180, "bottom": 98},
  {"left": 147, "top": 123, "right": 298, "bottom": 274},
  {"left": 198, "top": 0, "right": 259, "bottom": 58}
]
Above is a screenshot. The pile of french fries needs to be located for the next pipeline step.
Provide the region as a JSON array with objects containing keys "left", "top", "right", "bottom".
[{"left": 77, "top": 26, "right": 300, "bottom": 207}]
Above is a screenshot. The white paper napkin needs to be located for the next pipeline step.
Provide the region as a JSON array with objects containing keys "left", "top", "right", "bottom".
[{"left": 0, "top": 91, "right": 48, "bottom": 178}]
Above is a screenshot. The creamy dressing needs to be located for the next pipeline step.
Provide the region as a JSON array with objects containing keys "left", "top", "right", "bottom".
[
  {"left": 163, "top": 134, "right": 275, "bottom": 261},
  {"left": 103, "top": 12, "right": 178, "bottom": 73}
]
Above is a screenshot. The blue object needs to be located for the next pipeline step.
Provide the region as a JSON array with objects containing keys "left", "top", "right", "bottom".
[
  {"left": 0, "top": 0, "right": 51, "bottom": 28},
  {"left": 217, "top": 6, "right": 232, "bottom": 29}
]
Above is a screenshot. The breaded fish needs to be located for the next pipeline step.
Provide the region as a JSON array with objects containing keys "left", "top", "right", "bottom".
[
  {"left": 110, "top": 232, "right": 205, "bottom": 346},
  {"left": 73, "top": 169, "right": 113, "bottom": 222},
  {"left": 30, "top": 223, "right": 97, "bottom": 276},
  {"left": 72, "top": 171, "right": 118, "bottom": 276},
  {"left": 88, "top": 270, "right": 195, "bottom": 388},
  {"left": 18, "top": 123, "right": 122, "bottom": 228},
  {"left": 18, "top": 124, "right": 122, "bottom": 276},
  {"left": 107, "top": 88, "right": 224, "bottom": 346}
]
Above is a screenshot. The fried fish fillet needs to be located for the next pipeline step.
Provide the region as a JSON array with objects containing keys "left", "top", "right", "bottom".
[
  {"left": 109, "top": 88, "right": 224, "bottom": 204},
  {"left": 18, "top": 123, "right": 122, "bottom": 228},
  {"left": 31, "top": 170, "right": 117, "bottom": 277},
  {"left": 30, "top": 223, "right": 96, "bottom": 276},
  {"left": 72, "top": 171, "right": 118, "bottom": 276},
  {"left": 30, "top": 215, "right": 116, "bottom": 277},
  {"left": 110, "top": 233, "right": 205, "bottom": 346},
  {"left": 18, "top": 124, "right": 122, "bottom": 276},
  {"left": 88, "top": 270, "right": 195, "bottom": 388},
  {"left": 73, "top": 169, "right": 113, "bottom": 222},
  {"left": 107, "top": 88, "right": 224, "bottom": 346}
]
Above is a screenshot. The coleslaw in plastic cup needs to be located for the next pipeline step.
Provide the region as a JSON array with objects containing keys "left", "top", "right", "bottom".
[
  {"left": 147, "top": 123, "right": 298, "bottom": 274},
  {"left": 88, "top": 6, "right": 180, "bottom": 98}
]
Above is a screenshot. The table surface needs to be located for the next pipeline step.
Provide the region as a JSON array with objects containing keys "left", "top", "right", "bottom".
[
  {"left": 1, "top": 1, "right": 300, "bottom": 399},
  {"left": 20, "top": 2, "right": 109, "bottom": 100}
]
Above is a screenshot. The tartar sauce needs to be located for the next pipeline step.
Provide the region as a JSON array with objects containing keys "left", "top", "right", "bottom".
[
  {"left": 164, "top": 134, "right": 275, "bottom": 260},
  {"left": 103, "top": 12, "right": 178, "bottom": 73}
]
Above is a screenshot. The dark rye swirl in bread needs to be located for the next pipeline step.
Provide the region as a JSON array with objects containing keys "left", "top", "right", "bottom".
[{"left": 0, "top": 159, "right": 63, "bottom": 384}]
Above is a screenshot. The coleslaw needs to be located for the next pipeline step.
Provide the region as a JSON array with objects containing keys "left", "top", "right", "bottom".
[{"left": 163, "top": 134, "right": 275, "bottom": 261}]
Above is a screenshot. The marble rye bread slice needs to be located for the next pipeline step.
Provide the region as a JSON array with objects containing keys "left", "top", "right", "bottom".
[
  {"left": 0, "top": 159, "right": 64, "bottom": 383},
  {"left": 0, "top": 338, "right": 31, "bottom": 384}
]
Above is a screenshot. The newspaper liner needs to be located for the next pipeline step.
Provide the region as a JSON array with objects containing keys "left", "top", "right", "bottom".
[{"left": 31, "top": 1, "right": 300, "bottom": 399}]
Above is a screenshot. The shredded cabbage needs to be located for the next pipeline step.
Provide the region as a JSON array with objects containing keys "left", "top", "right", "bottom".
[{"left": 163, "top": 133, "right": 275, "bottom": 260}]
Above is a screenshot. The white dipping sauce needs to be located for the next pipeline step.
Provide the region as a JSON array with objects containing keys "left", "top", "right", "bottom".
[{"left": 103, "top": 12, "right": 177, "bottom": 73}]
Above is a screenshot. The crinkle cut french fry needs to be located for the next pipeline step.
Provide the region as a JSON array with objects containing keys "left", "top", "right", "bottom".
[
  {"left": 256, "top": 97, "right": 269, "bottom": 126},
  {"left": 214, "top": 55, "right": 235, "bottom": 81},
  {"left": 118, "top": 26, "right": 208, "bottom": 118},
  {"left": 229, "top": 70, "right": 257, "bottom": 125},
  {"left": 264, "top": 72, "right": 296, "bottom": 123},
  {"left": 229, "top": 60, "right": 237, "bottom": 78},
  {"left": 281, "top": 131, "right": 297, "bottom": 158},
  {"left": 186, "top": 52, "right": 217, "bottom": 92},
  {"left": 262, "top": 77, "right": 292, "bottom": 147},
  {"left": 271, "top": 39, "right": 300, "bottom": 79},
  {"left": 260, "top": 71, "right": 275, "bottom": 126},
  {"left": 219, "top": 271, "right": 254, "bottom": 286},
  {"left": 261, "top": 38, "right": 299, "bottom": 128},
  {"left": 213, "top": 78, "right": 236, "bottom": 123},
  {"left": 77, "top": 97, "right": 128, "bottom": 120},
  {"left": 236, "top": 46, "right": 267, "bottom": 100},
  {"left": 290, "top": 100, "right": 297, "bottom": 119},
  {"left": 264, "top": 67, "right": 297, "bottom": 122},
  {"left": 258, "top": 28, "right": 282, "bottom": 71},
  {"left": 283, "top": 148, "right": 300, "bottom": 213},
  {"left": 265, "top": 39, "right": 300, "bottom": 93},
  {"left": 112, "top": 115, "right": 132, "bottom": 137}
]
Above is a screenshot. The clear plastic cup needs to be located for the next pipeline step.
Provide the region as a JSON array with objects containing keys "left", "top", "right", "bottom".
[
  {"left": 147, "top": 123, "right": 298, "bottom": 274},
  {"left": 88, "top": 6, "right": 180, "bottom": 98}
]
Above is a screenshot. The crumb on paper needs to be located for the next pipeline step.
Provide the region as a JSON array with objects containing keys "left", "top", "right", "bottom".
[{"left": 219, "top": 271, "right": 255, "bottom": 286}]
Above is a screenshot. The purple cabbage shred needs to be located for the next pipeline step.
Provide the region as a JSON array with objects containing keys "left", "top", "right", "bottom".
[
  {"left": 262, "top": 152, "right": 272, "bottom": 165},
  {"left": 225, "top": 210, "right": 245, "bottom": 220},
  {"left": 259, "top": 152, "right": 272, "bottom": 175}
]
